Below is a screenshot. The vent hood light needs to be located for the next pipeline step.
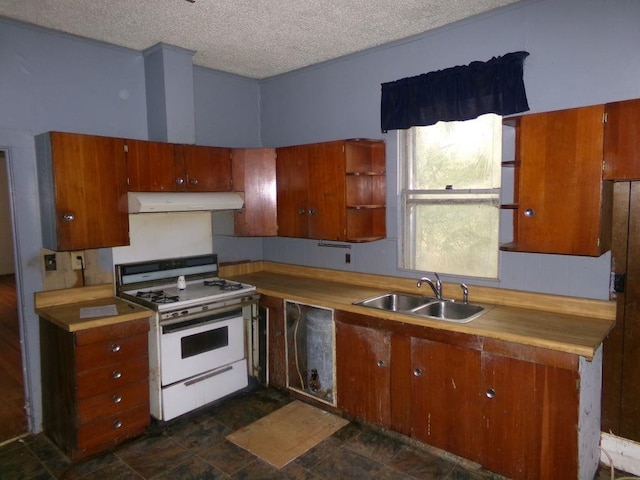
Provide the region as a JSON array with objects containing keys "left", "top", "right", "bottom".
[{"left": 128, "top": 191, "right": 244, "bottom": 213}]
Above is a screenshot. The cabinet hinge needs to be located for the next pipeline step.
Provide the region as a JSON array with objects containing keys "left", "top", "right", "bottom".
[
  {"left": 603, "top": 112, "right": 608, "bottom": 123},
  {"left": 602, "top": 160, "right": 606, "bottom": 172},
  {"left": 124, "top": 144, "right": 128, "bottom": 153},
  {"left": 342, "top": 145, "right": 345, "bottom": 153}
]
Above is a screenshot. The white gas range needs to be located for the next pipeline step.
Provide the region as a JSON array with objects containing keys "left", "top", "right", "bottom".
[{"left": 115, "top": 254, "right": 258, "bottom": 421}]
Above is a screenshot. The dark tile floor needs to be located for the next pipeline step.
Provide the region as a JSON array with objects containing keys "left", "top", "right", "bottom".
[{"left": 0, "top": 386, "right": 623, "bottom": 480}]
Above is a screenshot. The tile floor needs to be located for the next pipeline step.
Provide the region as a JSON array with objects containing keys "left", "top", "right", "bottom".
[{"left": 0, "top": 386, "right": 623, "bottom": 480}]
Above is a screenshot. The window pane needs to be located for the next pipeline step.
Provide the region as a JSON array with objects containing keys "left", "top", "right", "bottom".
[
  {"left": 408, "top": 114, "right": 502, "bottom": 190},
  {"left": 406, "top": 199, "right": 499, "bottom": 278}
]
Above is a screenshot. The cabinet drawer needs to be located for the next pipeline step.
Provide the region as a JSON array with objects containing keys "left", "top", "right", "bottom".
[
  {"left": 77, "top": 380, "right": 149, "bottom": 424},
  {"left": 75, "top": 333, "right": 148, "bottom": 372},
  {"left": 76, "top": 355, "right": 148, "bottom": 399},
  {"left": 74, "top": 317, "right": 149, "bottom": 346},
  {"left": 77, "top": 403, "right": 149, "bottom": 452}
]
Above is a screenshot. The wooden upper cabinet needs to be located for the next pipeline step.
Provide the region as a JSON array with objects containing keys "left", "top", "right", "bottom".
[
  {"left": 603, "top": 98, "right": 640, "bottom": 180},
  {"left": 36, "top": 131, "right": 130, "bottom": 251},
  {"left": 307, "top": 141, "right": 347, "bottom": 240},
  {"left": 178, "top": 145, "right": 232, "bottom": 191},
  {"left": 512, "top": 105, "right": 612, "bottom": 256},
  {"left": 125, "top": 139, "right": 176, "bottom": 191},
  {"left": 126, "top": 139, "right": 232, "bottom": 192},
  {"left": 232, "top": 148, "right": 277, "bottom": 236},
  {"left": 276, "top": 145, "right": 312, "bottom": 238},
  {"left": 276, "top": 139, "right": 386, "bottom": 242}
]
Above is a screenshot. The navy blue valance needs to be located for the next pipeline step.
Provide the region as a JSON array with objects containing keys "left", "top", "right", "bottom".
[{"left": 381, "top": 51, "right": 530, "bottom": 132}]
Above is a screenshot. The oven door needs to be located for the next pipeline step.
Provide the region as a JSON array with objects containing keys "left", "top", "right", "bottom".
[{"left": 160, "top": 308, "right": 245, "bottom": 386}]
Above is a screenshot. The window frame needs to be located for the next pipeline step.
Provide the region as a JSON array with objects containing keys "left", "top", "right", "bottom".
[{"left": 398, "top": 116, "right": 502, "bottom": 279}]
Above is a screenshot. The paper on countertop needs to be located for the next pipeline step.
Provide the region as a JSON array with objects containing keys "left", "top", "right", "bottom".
[{"left": 80, "top": 304, "right": 118, "bottom": 319}]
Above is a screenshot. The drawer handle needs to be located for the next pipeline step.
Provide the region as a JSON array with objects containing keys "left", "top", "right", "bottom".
[
  {"left": 376, "top": 360, "right": 385, "bottom": 367},
  {"left": 112, "top": 370, "right": 122, "bottom": 379},
  {"left": 113, "top": 394, "right": 122, "bottom": 404},
  {"left": 486, "top": 388, "right": 496, "bottom": 399},
  {"left": 113, "top": 420, "right": 122, "bottom": 429},
  {"left": 110, "top": 344, "right": 121, "bottom": 353}
]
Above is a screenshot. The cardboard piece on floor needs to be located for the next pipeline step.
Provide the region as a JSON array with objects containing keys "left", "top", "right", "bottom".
[{"left": 226, "top": 400, "right": 349, "bottom": 469}]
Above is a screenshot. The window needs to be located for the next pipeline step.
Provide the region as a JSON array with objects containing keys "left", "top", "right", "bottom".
[{"left": 399, "top": 114, "right": 502, "bottom": 278}]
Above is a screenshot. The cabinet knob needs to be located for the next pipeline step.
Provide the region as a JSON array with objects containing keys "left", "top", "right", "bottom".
[
  {"left": 113, "top": 420, "right": 122, "bottom": 429},
  {"left": 110, "top": 344, "right": 121, "bottom": 353},
  {"left": 486, "top": 388, "right": 496, "bottom": 399},
  {"left": 376, "top": 360, "right": 386, "bottom": 367},
  {"left": 62, "top": 213, "right": 75, "bottom": 222},
  {"left": 113, "top": 394, "right": 122, "bottom": 404},
  {"left": 298, "top": 208, "right": 306, "bottom": 215},
  {"left": 176, "top": 177, "right": 185, "bottom": 185},
  {"left": 413, "top": 368, "right": 423, "bottom": 377},
  {"left": 112, "top": 370, "right": 122, "bottom": 379},
  {"left": 524, "top": 208, "right": 536, "bottom": 218},
  {"left": 308, "top": 208, "right": 317, "bottom": 216},
  {"left": 189, "top": 177, "right": 198, "bottom": 185}
]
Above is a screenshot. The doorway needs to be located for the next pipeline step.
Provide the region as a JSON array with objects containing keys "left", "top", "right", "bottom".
[
  {"left": 0, "top": 151, "right": 27, "bottom": 443},
  {"left": 602, "top": 181, "right": 640, "bottom": 440}
]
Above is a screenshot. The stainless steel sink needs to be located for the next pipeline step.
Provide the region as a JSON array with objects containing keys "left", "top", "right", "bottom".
[
  {"left": 354, "top": 292, "right": 434, "bottom": 312},
  {"left": 354, "top": 292, "right": 485, "bottom": 323},
  {"left": 411, "top": 300, "right": 485, "bottom": 323}
]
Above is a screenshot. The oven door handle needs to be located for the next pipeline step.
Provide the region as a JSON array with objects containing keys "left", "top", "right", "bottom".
[
  {"left": 161, "top": 308, "right": 242, "bottom": 334},
  {"left": 184, "top": 365, "right": 234, "bottom": 386}
]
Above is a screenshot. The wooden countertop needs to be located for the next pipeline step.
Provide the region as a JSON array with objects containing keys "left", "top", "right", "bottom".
[
  {"left": 227, "top": 269, "right": 615, "bottom": 360},
  {"left": 35, "top": 284, "right": 151, "bottom": 332}
]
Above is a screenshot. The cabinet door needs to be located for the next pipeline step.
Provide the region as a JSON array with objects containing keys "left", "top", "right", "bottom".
[
  {"left": 179, "top": 145, "right": 232, "bottom": 191},
  {"left": 232, "top": 148, "right": 277, "bottom": 236},
  {"left": 481, "top": 353, "right": 579, "bottom": 479},
  {"left": 604, "top": 98, "right": 640, "bottom": 181},
  {"left": 276, "top": 145, "right": 310, "bottom": 237},
  {"left": 517, "top": 105, "right": 608, "bottom": 255},
  {"left": 262, "top": 295, "right": 286, "bottom": 389},
  {"left": 410, "top": 338, "right": 483, "bottom": 461},
  {"left": 126, "top": 139, "right": 177, "bottom": 191},
  {"left": 308, "top": 142, "right": 346, "bottom": 240},
  {"left": 46, "top": 132, "right": 129, "bottom": 250},
  {"left": 336, "top": 320, "right": 391, "bottom": 427}
]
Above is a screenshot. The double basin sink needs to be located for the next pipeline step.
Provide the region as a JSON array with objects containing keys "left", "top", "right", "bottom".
[{"left": 353, "top": 292, "right": 485, "bottom": 323}]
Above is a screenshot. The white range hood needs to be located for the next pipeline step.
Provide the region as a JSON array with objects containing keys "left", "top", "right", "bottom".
[{"left": 128, "top": 191, "right": 244, "bottom": 213}]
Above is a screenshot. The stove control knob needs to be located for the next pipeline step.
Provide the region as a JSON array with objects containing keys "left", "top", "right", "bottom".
[
  {"left": 202, "top": 305, "right": 209, "bottom": 311},
  {"left": 171, "top": 312, "right": 179, "bottom": 318}
]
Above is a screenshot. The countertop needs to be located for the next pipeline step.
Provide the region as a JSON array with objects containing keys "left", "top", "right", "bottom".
[
  {"left": 227, "top": 269, "right": 615, "bottom": 360},
  {"left": 35, "top": 284, "right": 151, "bottom": 332}
]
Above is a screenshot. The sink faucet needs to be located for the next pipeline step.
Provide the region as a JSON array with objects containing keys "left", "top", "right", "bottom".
[
  {"left": 417, "top": 273, "right": 442, "bottom": 299},
  {"left": 460, "top": 283, "right": 469, "bottom": 304}
]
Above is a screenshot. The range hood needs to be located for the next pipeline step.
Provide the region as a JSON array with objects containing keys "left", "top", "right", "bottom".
[{"left": 128, "top": 191, "right": 244, "bottom": 213}]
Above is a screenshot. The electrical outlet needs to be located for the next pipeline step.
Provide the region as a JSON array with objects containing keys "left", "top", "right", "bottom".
[
  {"left": 345, "top": 253, "right": 351, "bottom": 264},
  {"left": 71, "top": 251, "right": 85, "bottom": 270},
  {"left": 44, "top": 254, "right": 57, "bottom": 271}
]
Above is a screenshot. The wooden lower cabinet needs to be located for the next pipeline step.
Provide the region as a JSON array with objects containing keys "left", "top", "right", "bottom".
[
  {"left": 40, "top": 318, "right": 150, "bottom": 460},
  {"left": 261, "top": 295, "right": 287, "bottom": 389},
  {"left": 481, "top": 352, "right": 579, "bottom": 479},
  {"left": 335, "top": 310, "right": 587, "bottom": 480},
  {"left": 335, "top": 321, "right": 391, "bottom": 428}
]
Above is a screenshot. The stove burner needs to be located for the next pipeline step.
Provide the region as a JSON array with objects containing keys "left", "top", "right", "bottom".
[
  {"left": 203, "top": 279, "right": 244, "bottom": 291},
  {"left": 136, "top": 289, "right": 164, "bottom": 299},
  {"left": 136, "top": 290, "right": 179, "bottom": 304},
  {"left": 153, "top": 294, "right": 180, "bottom": 304}
]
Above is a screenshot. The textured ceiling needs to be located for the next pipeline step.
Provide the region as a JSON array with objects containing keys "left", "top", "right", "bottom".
[{"left": 0, "top": 0, "right": 520, "bottom": 79}]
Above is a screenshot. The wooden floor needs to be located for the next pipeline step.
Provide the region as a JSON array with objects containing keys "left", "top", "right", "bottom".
[{"left": 0, "top": 274, "right": 27, "bottom": 443}]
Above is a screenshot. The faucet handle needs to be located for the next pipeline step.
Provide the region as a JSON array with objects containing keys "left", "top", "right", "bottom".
[{"left": 460, "top": 283, "right": 469, "bottom": 304}]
